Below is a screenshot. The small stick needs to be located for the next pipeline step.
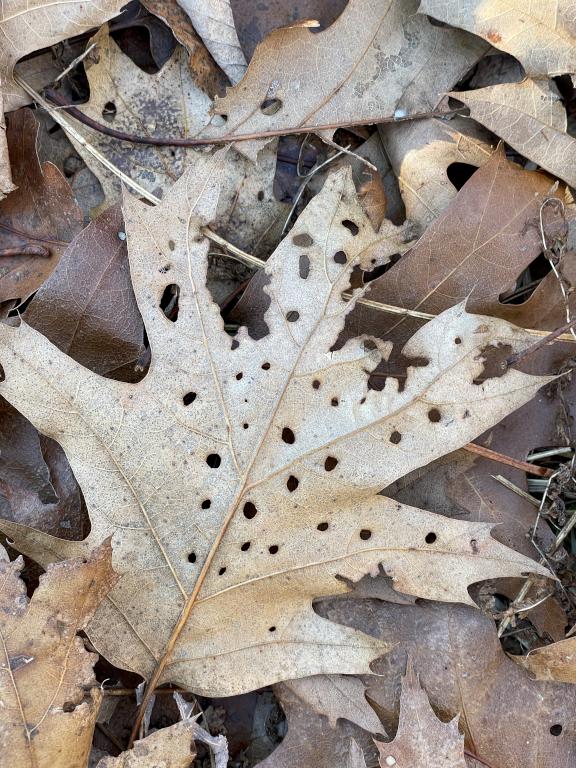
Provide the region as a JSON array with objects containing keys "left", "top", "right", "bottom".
[
  {"left": 54, "top": 42, "right": 97, "bottom": 84},
  {"left": 506, "top": 317, "right": 576, "bottom": 366},
  {"left": 491, "top": 474, "right": 540, "bottom": 507},
  {"left": 0, "top": 245, "right": 50, "bottom": 258},
  {"left": 463, "top": 444, "right": 552, "bottom": 478}
]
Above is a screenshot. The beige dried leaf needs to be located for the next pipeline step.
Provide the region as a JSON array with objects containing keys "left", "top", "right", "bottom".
[
  {"left": 0, "top": 541, "right": 117, "bottom": 768},
  {"left": 452, "top": 79, "right": 576, "bottom": 187},
  {"left": 0, "top": 0, "right": 125, "bottom": 195},
  {"left": 378, "top": 116, "right": 496, "bottom": 231},
  {"left": 347, "top": 739, "right": 368, "bottom": 768},
  {"left": 96, "top": 720, "right": 197, "bottom": 767},
  {"left": 420, "top": 0, "right": 576, "bottom": 78},
  {"left": 515, "top": 636, "right": 576, "bottom": 684},
  {"left": 176, "top": 0, "right": 247, "bottom": 84},
  {"left": 0, "top": 154, "right": 551, "bottom": 698},
  {"left": 205, "top": 0, "right": 486, "bottom": 156},
  {"left": 375, "top": 661, "right": 466, "bottom": 768}
]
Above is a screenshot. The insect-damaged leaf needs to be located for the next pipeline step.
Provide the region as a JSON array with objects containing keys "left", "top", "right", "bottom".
[{"left": 0, "top": 152, "right": 551, "bottom": 697}]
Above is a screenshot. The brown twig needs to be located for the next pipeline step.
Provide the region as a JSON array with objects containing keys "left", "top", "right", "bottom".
[
  {"left": 44, "top": 88, "right": 465, "bottom": 147},
  {"left": 462, "top": 443, "right": 553, "bottom": 478},
  {"left": 506, "top": 317, "right": 576, "bottom": 367},
  {"left": 0, "top": 245, "right": 50, "bottom": 258},
  {"left": 464, "top": 749, "right": 497, "bottom": 768}
]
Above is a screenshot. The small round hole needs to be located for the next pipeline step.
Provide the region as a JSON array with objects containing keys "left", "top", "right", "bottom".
[
  {"left": 359, "top": 529, "right": 372, "bottom": 541},
  {"left": 206, "top": 453, "right": 221, "bottom": 468},
  {"left": 243, "top": 423, "right": 249, "bottom": 429},
  {"left": 262, "top": 362, "right": 270, "bottom": 370},
  {"left": 312, "top": 379, "right": 321, "bottom": 389},
  {"left": 243, "top": 502, "right": 257, "bottom": 519},
  {"left": 425, "top": 532, "right": 437, "bottom": 544},
  {"left": 211, "top": 113, "right": 227, "bottom": 127},
  {"left": 269, "top": 626, "right": 276, "bottom": 632},
  {"left": 342, "top": 219, "right": 359, "bottom": 236},
  {"left": 260, "top": 97, "right": 283, "bottom": 115},
  {"left": 550, "top": 724, "right": 563, "bottom": 736},
  {"left": 218, "top": 566, "right": 227, "bottom": 575},
  {"left": 268, "top": 545, "right": 279, "bottom": 554},
  {"left": 235, "top": 372, "right": 243, "bottom": 380},
  {"left": 317, "top": 522, "right": 329, "bottom": 531},
  {"left": 286, "top": 310, "right": 300, "bottom": 322},
  {"left": 201, "top": 499, "right": 211, "bottom": 509},
  {"left": 390, "top": 431, "right": 401, "bottom": 444},
  {"left": 282, "top": 427, "right": 295, "bottom": 444},
  {"left": 102, "top": 101, "right": 117, "bottom": 122},
  {"left": 334, "top": 250, "right": 347, "bottom": 264},
  {"left": 428, "top": 408, "right": 441, "bottom": 423},
  {"left": 240, "top": 541, "right": 251, "bottom": 552},
  {"left": 183, "top": 392, "right": 197, "bottom": 406},
  {"left": 257, "top": 190, "right": 264, "bottom": 201},
  {"left": 287, "top": 475, "right": 299, "bottom": 492},
  {"left": 324, "top": 456, "right": 338, "bottom": 471},
  {"left": 188, "top": 552, "right": 196, "bottom": 563},
  {"left": 454, "top": 337, "right": 462, "bottom": 344},
  {"left": 331, "top": 397, "right": 339, "bottom": 407},
  {"left": 168, "top": 239, "right": 175, "bottom": 251}
]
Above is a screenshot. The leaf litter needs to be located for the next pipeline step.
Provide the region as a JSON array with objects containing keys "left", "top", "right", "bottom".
[{"left": 1, "top": 1, "right": 576, "bottom": 766}]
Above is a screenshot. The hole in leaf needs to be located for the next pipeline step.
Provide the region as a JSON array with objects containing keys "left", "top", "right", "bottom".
[
  {"left": 342, "top": 219, "right": 359, "bottom": 235},
  {"left": 211, "top": 113, "right": 227, "bottom": 127},
  {"left": 324, "top": 456, "right": 338, "bottom": 471},
  {"left": 235, "top": 372, "right": 243, "bottom": 380},
  {"left": 168, "top": 239, "right": 175, "bottom": 251},
  {"left": 260, "top": 98, "right": 283, "bottom": 115},
  {"left": 62, "top": 701, "right": 77, "bottom": 713},
  {"left": 243, "top": 502, "right": 257, "bottom": 519},
  {"left": 317, "top": 522, "right": 329, "bottom": 531},
  {"left": 390, "top": 431, "right": 402, "bottom": 444},
  {"left": 425, "top": 532, "right": 437, "bottom": 544},
  {"left": 269, "top": 626, "right": 276, "bottom": 632},
  {"left": 428, "top": 408, "right": 441, "bottom": 423},
  {"left": 286, "top": 310, "right": 300, "bottom": 322},
  {"left": 257, "top": 190, "right": 264, "bottom": 201},
  {"left": 498, "top": 251, "right": 553, "bottom": 305},
  {"left": 241, "top": 541, "right": 251, "bottom": 551},
  {"left": 359, "top": 529, "right": 372, "bottom": 540},
  {"left": 268, "top": 545, "right": 279, "bottom": 554},
  {"left": 206, "top": 453, "right": 221, "bottom": 468},
  {"left": 243, "top": 423, "right": 249, "bottom": 429},
  {"left": 282, "top": 427, "right": 295, "bottom": 444},
  {"left": 159, "top": 264, "right": 171, "bottom": 274},
  {"left": 550, "top": 724, "right": 563, "bottom": 736},
  {"left": 218, "top": 567, "right": 227, "bottom": 575},
  {"left": 160, "top": 284, "right": 180, "bottom": 322},
  {"left": 473, "top": 343, "right": 512, "bottom": 385},
  {"left": 183, "top": 392, "right": 197, "bottom": 406},
  {"left": 312, "top": 379, "right": 321, "bottom": 390},
  {"left": 299, "top": 254, "right": 310, "bottom": 279},
  {"left": 287, "top": 475, "right": 299, "bottom": 492},
  {"left": 454, "top": 337, "right": 462, "bottom": 344},
  {"left": 188, "top": 552, "right": 196, "bottom": 563},
  {"left": 293, "top": 233, "right": 314, "bottom": 247},
  {"left": 262, "top": 362, "right": 271, "bottom": 370},
  {"left": 102, "top": 101, "right": 117, "bottom": 122},
  {"left": 446, "top": 162, "right": 479, "bottom": 190},
  {"left": 334, "top": 250, "right": 347, "bottom": 264},
  {"left": 331, "top": 397, "right": 339, "bottom": 407}
]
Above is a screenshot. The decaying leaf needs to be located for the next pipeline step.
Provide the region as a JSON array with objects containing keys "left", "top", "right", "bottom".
[
  {"left": 378, "top": 116, "right": 495, "bottom": 230},
  {"left": 0, "top": 154, "right": 552, "bottom": 699},
  {"left": 516, "top": 636, "right": 576, "bottom": 684},
  {"left": 0, "top": 109, "right": 83, "bottom": 303},
  {"left": 420, "top": 0, "right": 576, "bottom": 78},
  {"left": 176, "top": 0, "right": 247, "bottom": 84},
  {"left": 95, "top": 719, "right": 197, "bottom": 767},
  {"left": 257, "top": 676, "right": 382, "bottom": 768},
  {"left": 375, "top": 661, "right": 466, "bottom": 768},
  {"left": 206, "top": 0, "right": 487, "bottom": 155},
  {"left": 0, "top": 0, "right": 126, "bottom": 195},
  {"left": 0, "top": 541, "right": 117, "bottom": 768},
  {"left": 318, "top": 597, "right": 576, "bottom": 768},
  {"left": 452, "top": 79, "right": 576, "bottom": 188}
]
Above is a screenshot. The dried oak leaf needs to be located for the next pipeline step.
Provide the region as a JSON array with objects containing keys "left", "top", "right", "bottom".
[
  {"left": 204, "top": 0, "right": 487, "bottom": 156},
  {"left": 0, "top": 541, "right": 117, "bottom": 768},
  {"left": 96, "top": 719, "right": 197, "bottom": 767},
  {"left": 452, "top": 79, "right": 576, "bottom": 188},
  {"left": 375, "top": 661, "right": 466, "bottom": 768},
  {"left": 0, "top": 155, "right": 552, "bottom": 697},
  {"left": 516, "top": 636, "right": 576, "bottom": 684},
  {"left": 175, "top": 0, "right": 247, "bottom": 84},
  {"left": 318, "top": 597, "right": 576, "bottom": 768},
  {"left": 420, "top": 0, "right": 576, "bottom": 78},
  {"left": 0, "top": 0, "right": 126, "bottom": 196},
  {"left": 0, "top": 109, "right": 83, "bottom": 303}
]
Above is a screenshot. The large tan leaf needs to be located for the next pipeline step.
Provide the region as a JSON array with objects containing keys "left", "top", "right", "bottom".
[
  {"left": 318, "top": 597, "right": 576, "bottom": 768},
  {"left": 375, "top": 661, "right": 466, "bottom": 768},
  {"left": 452, "top": 79, "right": 576, "bottom": 188},
  {"left": 205, "top": 0, "right": 487, "bottom": 155},
  {"left": 0, "top": 154, "right": 551, "bottom": 698},
  {"left": 378, "top": 116, "right": 495, "bottom": 231},
  {"left": 420, "top": 0, "right": 576, "bottom": 78},
  {"left": 176, "top": 0, "right": 247, "bottom": 83},
  {"left": 0, "top": 541, "right": 117, "bottom": 768},
  {"left": 0, "top": 0, "right": 126, "bottom": 195},
  {"left": 96, "top": 720, "right": 197, "bottom": 767}
]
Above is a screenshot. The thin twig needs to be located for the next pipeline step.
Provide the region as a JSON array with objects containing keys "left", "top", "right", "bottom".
[
  {"left": 539, "top": 197, "right": 576, "bottom": 341},
  {"left": 463, "top": 444, "right": 552, "bottom": 478},
  {"left": 53, "top": 42, "right": 97, "bottom": 84},
  {"left": 491, "top": 474, "right": 540, "bottom": 507},
  {"left": 505, "top": 317, "right": 576, "bottom": 366}
]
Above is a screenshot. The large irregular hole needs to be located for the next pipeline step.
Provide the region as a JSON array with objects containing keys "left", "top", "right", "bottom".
[
  {"left": 341, "top": 219, "right": 359, "bottom": 236},
  {"left": 498, "top": 252, "right": 553, "bottom": 305},
  {"left": 446, "top": 162, "right": 479, "bottom": 191},
  {"left": 281, "top": 427, "right": 295, "bottom": 444},
  {"left": 260, "top": 98, "right": 283, "bottom": 115},
  {"left": 160, "top": 284, "right": 180, "bottom": 322},
  {"left": 473, "top": 343, "right": 512, "bottom": 385},
  {"left": 206, "top": 453, "right": 221, "bottom": 468}
]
